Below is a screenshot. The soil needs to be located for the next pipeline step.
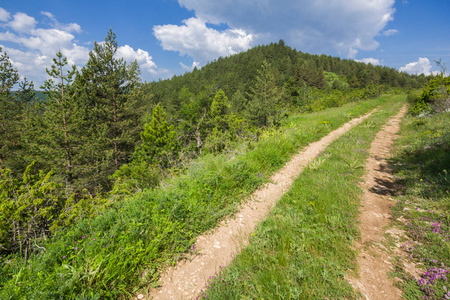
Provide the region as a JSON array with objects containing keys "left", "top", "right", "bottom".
[
  {"left": 143, "top": 110, "right": 376, "bottom": 300},
  {"left": 347, "top": 105, "right": 408, "bottom": 299}
]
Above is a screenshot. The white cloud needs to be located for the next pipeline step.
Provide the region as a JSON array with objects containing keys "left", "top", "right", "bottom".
[
  {"left": 153, "top": 17, "right": 253, "bottom": 64},
  {"left": 399, "top": 57, "right": 432, "bottom": 75},
  {"left": 180, "top": 60, "right": 200, "bottom": 71},
  {"left": 41, "top": 11, "right": 81, "bottom": 33},
  {"left": 116, "top": 45, "right": 157, "bottom": 74},
  {"left": 0, "top": 8, "right": 89, "bottom": 86},
  {"left": 382, "top": 29, "right": 398, "bottom": 36},
  {"left": 355, "top": 58, "right": 381, "bottom": 65},
  {"left": 174, "top": 0, "right": 396, "bottom": 58},
  {"left": 8, "top": 12, "right": 36, "bottom": 33},
  {"left": 0, "top": 7, "right": 10, "bottom": 22}
]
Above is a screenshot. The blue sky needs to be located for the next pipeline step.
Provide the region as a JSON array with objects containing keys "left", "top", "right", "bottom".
[{"left": 0, "top": 0, "right": 449, "bottom": 87}]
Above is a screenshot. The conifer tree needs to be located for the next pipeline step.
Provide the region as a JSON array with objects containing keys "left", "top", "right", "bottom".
[
  {"left": 0, "top": 47, "right": 20, "bottom": 168},
  {"left": 75, "top": 29, "right": 141, "bottom": 192},
  {"left": 210, "top": 89, "right": 229, "bottom": 130},
  {"left": 39, "top": 51, "right": 79, "bottom": 190},
  {"left": 135, "top": 103, "right": 178, "bottom": 168},
  {"left": 246, "top": 60, "right": 281, "bottom": 127}
]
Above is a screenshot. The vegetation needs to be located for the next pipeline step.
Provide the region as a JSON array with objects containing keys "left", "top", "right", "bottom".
[
  {"left": 197, "top": 98, "right": 405, "bottom": 299},
  {"left": 0, "top": 98, "right": 388, "bottom": 298},
  {"left": 0, "top": 28, "right": 444, "bottom": 299},
  {"left": 389, "top": 106, "right": 450, "bottom": 299}
]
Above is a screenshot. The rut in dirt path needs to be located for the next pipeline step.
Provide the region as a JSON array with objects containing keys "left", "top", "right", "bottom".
[
  {"left": 348, "top": 105, "right": 408, "bottom": 300},
  {"left": 145, "top": 110, "right": 376, "bottom": 300}
]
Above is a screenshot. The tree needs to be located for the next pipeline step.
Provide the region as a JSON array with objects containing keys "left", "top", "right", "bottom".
[
  {"left": 75, "top": 29, "right": 141, "bottom": 193},
  {"left": 246, "top": 60, "right": 281, "bottom": 127},
  {"left": 134, "top": 103, "right": 178, "bottom": 168},
  {"left": 0, "top": 47, "right": 20, "bottom": 167},
  {"left": 40, "top": 51, "right": 79, "bottom": 191},
  {"left": 112, "top": 104, "right": 178, "bottom": 192},
  {"left": 210, "top": 89, "right": 229, "bottom": 130}
]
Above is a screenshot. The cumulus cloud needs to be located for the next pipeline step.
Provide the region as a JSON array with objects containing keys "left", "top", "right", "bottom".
[
  {"left": 0, "top": 7, "right": 10, "bottom": 22},
  {"left": 8, "top": 12, "right": 37, "bottom": 33},
  {"left": 154, "top": 17, "right": 253, "bottom": 64},
  {"left": 0, "top": 8, "right": 89, "bottom": 86},
  {"left": 116, "top": 45, "right": 157, "bottom": 74},
  {"left": 355, "top": 58, "right": 381, "bottom": 65},
  {"left": 399, "top": 57, "right": 433, "bottom": 75},
  {"left": 173, "top": 0, "right": 396, "bottom": 58}
]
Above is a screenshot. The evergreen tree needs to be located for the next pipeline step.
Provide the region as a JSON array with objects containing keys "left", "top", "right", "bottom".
[
  {"left": 135, "top": 103, "right": 178, "bottom": 168},
  {"left": 246, "top": 60, "right": 281, "bottom": 127},
  {"left": 40, "top": 51, "right": 79, "bottom": 191},
  {"left": 75, "top": 29, "right": 141, "bottom": 192},
  {"left": 210, "top": 89, "right": 229, "bottom": 130},
  {"left": 0, "top": 47, "right": 20, "bottom": 168}
]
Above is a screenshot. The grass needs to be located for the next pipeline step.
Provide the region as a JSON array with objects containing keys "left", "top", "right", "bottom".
[
  {"left": 196, "top": 98, "right": 406, "bottom": 299},
  {"left": 388, "top": 110, "right": 450, "bottom": 299},
  {"left": 0, "top": 95, "right": 399, "bottom": 299}
]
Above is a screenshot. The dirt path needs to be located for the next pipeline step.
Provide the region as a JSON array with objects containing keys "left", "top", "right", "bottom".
[
  {"left": 347, "top": 105, "right": 407, "bottom": 299},
  {"left": 142, "top": 110, "right": 376, "bottom": 300}
]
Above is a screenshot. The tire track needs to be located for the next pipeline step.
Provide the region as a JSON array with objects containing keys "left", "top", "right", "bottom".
[
  {"left": 347, "top": 105, "right": 408, "bottom": 299},
  {"left": 145, "top": 109, "right": 377, "bottom": 300}
]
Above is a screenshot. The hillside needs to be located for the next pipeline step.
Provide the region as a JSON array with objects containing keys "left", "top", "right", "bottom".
[{"left": 1, "top": 34, "right": 448, "bottom": 299}]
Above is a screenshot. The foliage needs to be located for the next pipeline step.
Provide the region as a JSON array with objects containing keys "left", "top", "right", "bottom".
[
  {"left": 390, "top": 110, "right": 450, "bottom": 299},
  {"left": 74, "top": 29, "right": 142, "bottom": 193},
  {"left": 111, "top": 104, "right": 178, "bottom": 192},
  {"left": 201, "top": 98, "right": 405, "bottom": 299},
  {"left": 0, "top": 47, "right": 21, "bottom": 169},
  {"left": 246, "top": 60, "right": 282, "bottom": 127},
  {"left": 0, "top": 162, "right": 67, "bottom": 256},
  {"left": 0, "top": 97, "right": 388, "bottom": 299},
  {"left": 409, "top": 74, "right": 450, "bottom": 116}
]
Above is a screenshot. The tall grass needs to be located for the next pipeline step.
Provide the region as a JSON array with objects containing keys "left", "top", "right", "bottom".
[
  {"left": 200, "top": 98, "right": 405, "bottom": 299},
  {"left": 0, "top": 96, "right": 395, "bottom": 299}
]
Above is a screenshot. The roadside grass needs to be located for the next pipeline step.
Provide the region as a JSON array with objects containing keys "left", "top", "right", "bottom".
[
  {"left": 0, "top": 95, "right": 396, "bottom": 299},
  {"left": 199, "top": 99, "right": 405, "bottom": 299},
  {"left": 389, "top": 110, "right": 450, "bottom": 299}
]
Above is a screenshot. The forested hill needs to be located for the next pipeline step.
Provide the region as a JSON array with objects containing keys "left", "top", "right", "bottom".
[
  {"left": 147, "top": 40, "right": 429, "bottom": 116},
  {"left": 1, "top": 31, "right": 447, "bottom": 299}
]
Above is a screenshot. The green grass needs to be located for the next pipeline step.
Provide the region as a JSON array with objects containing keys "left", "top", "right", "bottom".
[
  {"left": 389, "top": 110, "right": 450, "bottom": 299},
  {"left": 0, "top": 95, "right": 399, "bottom": 299},
  {"left": 199, "top": 98, "right": 406, "bottom": 299}
]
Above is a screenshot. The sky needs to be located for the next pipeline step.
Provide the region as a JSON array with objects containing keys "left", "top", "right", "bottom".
[{"left": 0, "top": 0, "right": 449, "bottom": 87}]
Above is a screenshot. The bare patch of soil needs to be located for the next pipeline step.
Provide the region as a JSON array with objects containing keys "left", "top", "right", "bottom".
[
  {"left": 142, "top": 111, "right": 376, "bottom": 300},
  {"left": 347, "top": 105, "right": 408, "bottom": 299}
]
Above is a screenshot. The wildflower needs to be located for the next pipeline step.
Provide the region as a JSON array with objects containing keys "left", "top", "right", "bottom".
[{"left": 63, "top": 256, "right": 66, "bottom": 259}]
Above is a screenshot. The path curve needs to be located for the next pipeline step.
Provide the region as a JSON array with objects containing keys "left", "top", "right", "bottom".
[
  {"left": 347, "top": 105, "right": 407, "bottom": 299},
  {"left": 146, "top": 110, "right": 376, "bottom": 300}
]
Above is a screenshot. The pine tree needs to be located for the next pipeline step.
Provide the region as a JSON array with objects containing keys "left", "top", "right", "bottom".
[
  {"left": 75, "top": 29, "right": 141, "bottom": 192},
  {"left": 0, "top": 47, "right": 20, "bottom": 168},
  {"left": 246, "top": 60, "right": 281, "bottom": 127},
  {"left": 40, "top": 51, "right": 79, "bottom": 191},
  {"left": 210, "top": 89, "right": 229, "bottom": 130},
  {"left": 135, "top": 103, "right": 178, "bottom": 168}
]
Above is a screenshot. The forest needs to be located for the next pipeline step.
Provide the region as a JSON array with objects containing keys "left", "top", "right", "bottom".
[{"left": 1, "top": 30, "right": 446, "bottom": 298}]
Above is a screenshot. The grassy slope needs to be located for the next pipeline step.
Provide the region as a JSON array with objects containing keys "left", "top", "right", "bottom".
[
  {"left": 389, "top": 110, "right": 450, "bottom": 299},
  {"left": 201, "top": 97, "right": 406, "bottom": 299},
  {"left": 0, "top": 96, "right": 395, "bottom": 299}
]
